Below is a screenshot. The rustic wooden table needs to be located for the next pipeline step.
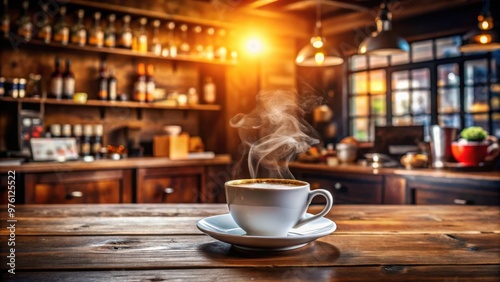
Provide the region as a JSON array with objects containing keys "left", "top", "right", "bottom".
[{"left": 1, "top": 204, "right": 499, "bottom": 281}]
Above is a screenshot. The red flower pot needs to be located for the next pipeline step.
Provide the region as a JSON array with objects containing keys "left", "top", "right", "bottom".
[
  {"left": 451, "top": 142, "right": 489, "bottom": 165},
  {"left": 451, "top": 137, "right": 499, "bottom": 166}
]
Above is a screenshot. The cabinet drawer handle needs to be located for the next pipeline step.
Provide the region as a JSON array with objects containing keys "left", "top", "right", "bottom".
[
  {"left": 164, "top": 188, "right": 175, "bottom": 194},
  {"left": 68, "top": 191, "right": 83, "bottom": 198},
  {"left": 453, "top": 199, "right": 469, "bottom": 205},
  {"left": 334, "top": 182, "right": 343, "bottom": 190}
]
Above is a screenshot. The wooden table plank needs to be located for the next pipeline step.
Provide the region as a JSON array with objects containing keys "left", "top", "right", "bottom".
[
  {"left": 3, "top": 265, "right": 500, "bottom": 282},
  {"left": 1, "top": 234, "right": 498, "bottom": 270},
  {"left": 1, "top": 216, "right": 499, "bottom": 236},
  {"left": 2, "top": 205, "right": 498, "bottom": 236}
]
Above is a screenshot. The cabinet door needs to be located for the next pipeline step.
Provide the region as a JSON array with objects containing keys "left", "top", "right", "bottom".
[
  {"left": 300, "top": 172, "right": 384, "bottom": 204},
  {"left": 407, "top": 179, "right": 500, "bottom": 205},
  {"left": 136, "top": 166, "right": 204, "bottom": 203},
  {"left": 24, "top": 170, "right": 133, "bottom": 204}
]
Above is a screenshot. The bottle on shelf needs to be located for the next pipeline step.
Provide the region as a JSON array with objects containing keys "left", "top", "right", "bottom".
[
  {"left": 73, "top": 124, "right": 83, "bottom": 156},
  {"left": 203, "top": 76, "right": 216, "bottom": 104},
  {"left": 92, "top": 124, "right": 103, "bottom": 159},
  {"left": 37, "top": 3, "right": 51, "bottom": 44},
  {"left": 62, "top": 58, "right": 75, "bottom": 99},
  {"left": 187, "top": 87, "right": 199, "bottom": 105},
  {"left": 228, "top": 30, "right": 238, "bottom": 63},
  {"left": 16, "top": 1, "right": 33, "bottom": 41},
  {"left": 1, "top": 0, "right": 9, "bottom": 39},
  {"left": 205, "top": 27, "right": 215, "bottom": 60},
  {"left": 178, "top": 24, "right": 190, "bottom": 55},
  {"left": 146, "top": 64, "right": 155, "bottom": 103},
  {"left": 49, "top": 57, "right": 63, "bottom": 99},
  {"left": 133, "top": 63, "right": 146, "bottom": 102},
  {"left": 133, "top": 17, "right": 148, "bottom": 52},
  {"left": 81, "top": 124, "right": 93, "bottom": 157},
  {"left": 193, "top": 25, "right": 204, "bottom": 58},
  {"left": 89, "top": 12, "right": 104, "bottom": 47},
  {"left": 118, "top": 15, "right": 132, "bottom": 49},
  {"left": 151, "top": 20, "right": 162, "bottom": 56},
  {"left": 50, "top": 124, "right": 61, "bottom": 138},
  {"left": 107, "top": 68, "right": 117, "bottom": 101},
  {"left": 62, "top": 124, "right": 72, "bottom": 138},
  {"left": 216, "top": 29, "right": 228, "bottom": 61},
  {"left": 97, "top": 60, "right": 108, "bottom": 100},
  {"left": 164, "top": 21, "right": 177, "bottom": 57},
  {"left": 71, "top": 9, "right": 87, "bottom": 47},
  {"left": 53, "top": 6, "right": 69, "bottom": 45},
  {"left": 104, "top": 14, "right": 116, "bottom": 48}
]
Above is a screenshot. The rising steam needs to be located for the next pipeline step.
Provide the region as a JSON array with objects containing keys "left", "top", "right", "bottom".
[{"left": 230, "top": 90, "right": 321, "bottom": 179}]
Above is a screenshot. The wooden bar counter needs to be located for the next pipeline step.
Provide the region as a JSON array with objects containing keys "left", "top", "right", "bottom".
[{"left": 1, "top": 204, "right": 499, "bottom": 281}]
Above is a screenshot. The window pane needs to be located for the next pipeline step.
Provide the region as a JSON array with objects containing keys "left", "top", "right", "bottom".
[
  {"left": 493, "top": 113, "right": 500, "bottom": 138},
  {"left": 350, "top": 55, "right": 367, "bottom": 71},
  {"left": 438, "top": 88, "right": 460, "bottom": 113},
  {"left": 369, "top": 117, "right": 387, "bottom": 142},
  {"left": 411, "top": 68, "right": 430, "bottom": 88},
  {"left": 351, "top": 118, "right": 369, "bottom": 142},
  {"left": 436, "top": 36, "right": 461, "bottom": 59},
  {"left": 438, "top": 64, "right": 459, "bottom": 86},
  {"left": 465, "top": 86, "right": 490, "bottom": 112},
  {"left": 465, "top": 59, "right": 488, "bottom": 85},
  {"left": 465, "top": 114, "right": 489, "bottom": 129},
  {"left": 393, "top": 91, "right": 410, "bottom": 115},
  {"left": 412, "top": 91, "right": 430, "bottom": 114},
  {"left": 411, "top": 40, "right": 433, "bottom": 62},
  {"left": 369, "top": 70, "right": 386, "bottom": 94},
  {"left": 391, "top": 52, "right": 409, "bottom": 65},
  {"left": 392, "top": 71, "right": 409, "bottom": 90},
  {"left": 369, "top": 56, "right": 388, "bottom": 68},
  {"left": 350, "top": 96, "right": 369, "bottom": 116},
  {"left": 413, "top": 115, "right": 431, "bottom": 141},
  {"left": 393, "top": 116, "right": 412, "bottom": 125},
  {"left": 349, "top": 72, "right": 368, "bottom": 94},
  {"left": 492, "top": 86, "right": 500, "bottom": 110},
  {"left": 371, "top": 95, "right": 386, "bottom": 115},
  {"left": 439, "top": 114, "right": 461, "bottom": 128}
]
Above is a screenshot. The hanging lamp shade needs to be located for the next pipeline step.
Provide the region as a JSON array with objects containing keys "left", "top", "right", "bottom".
[
  {"left": 358, "top": 1, "right": 409, "bottom": 56},
  {"left": 460, "top": 0, "right": 500, "bottom": 53},
  {"left": 296, "top": 0, "right": 343, "bottom": 67}
]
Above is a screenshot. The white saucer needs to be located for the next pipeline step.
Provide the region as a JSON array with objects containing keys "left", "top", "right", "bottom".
[{"left": 196, "top": 213, "right": 336, "bottom": 251}]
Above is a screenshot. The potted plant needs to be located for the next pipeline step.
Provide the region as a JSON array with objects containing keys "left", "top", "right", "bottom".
[{"left": 451, "top": 126, "right": 499, "bottom": 165}]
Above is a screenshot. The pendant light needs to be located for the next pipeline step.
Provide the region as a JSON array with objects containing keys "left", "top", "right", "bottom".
[
  {"left": 460, "top": 0, "right": 500, "bottom": 53},
  {"left": 296, "top": 0, "right": 343, "bottom": 67},
  {"left": 358, "top": 0, "right": 409, "bottom": 56}
]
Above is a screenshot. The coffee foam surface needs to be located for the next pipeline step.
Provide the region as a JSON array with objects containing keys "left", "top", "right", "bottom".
[{"left": 237, "top": 182, "right": 302, "bottom": 189}]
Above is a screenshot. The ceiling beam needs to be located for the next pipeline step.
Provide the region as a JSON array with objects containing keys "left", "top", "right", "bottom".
[
  {"left": 321, "top": 0, "right": 480, "bottom": 35},
  {"left": 283, "top": 0, "right": 370, "bottom": 13}
]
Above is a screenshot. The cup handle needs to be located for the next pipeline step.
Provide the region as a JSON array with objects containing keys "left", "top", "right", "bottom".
[
  {"left": 485, "top": 135, "right": 499, "bottom": 162},
  {"left": 293, "top": 189, "right": 333, "bottom": 228}
]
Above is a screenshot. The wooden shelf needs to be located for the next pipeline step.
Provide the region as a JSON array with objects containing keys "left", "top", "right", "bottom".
[
  {"left": 1, "top": 38, "right": 236, "bottom": 66},
  {"left": 0, "top": 97, "right": 221, "bottom": 111},
  {"left": 68, "top": 0, "right": 236, "bottom": 29}
]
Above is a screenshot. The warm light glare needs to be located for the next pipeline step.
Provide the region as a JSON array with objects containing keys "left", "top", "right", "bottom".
[
  {"left": 245, "top": 37, "right": 263, "bottom": 55},
  {"left": 311, "top": 36, "right": 324, "bottom": 48},
  {"left": 478, "top": 34, "right": 492, "bottom": 44},
  {"left": 480, "top": 20, "right": 490, "bottom": 30},
  {"left": 315, "top": 52, "right": 324, "bottom": 65}
]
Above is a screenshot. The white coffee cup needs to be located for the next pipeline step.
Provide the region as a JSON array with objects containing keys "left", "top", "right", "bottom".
[{"left": 225, "top": 178, "right": 333, "bottom": 237}]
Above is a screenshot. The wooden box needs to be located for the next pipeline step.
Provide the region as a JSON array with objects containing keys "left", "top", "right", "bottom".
[{"left": 153, "top": 134, "right": 189, "bottom": 159}]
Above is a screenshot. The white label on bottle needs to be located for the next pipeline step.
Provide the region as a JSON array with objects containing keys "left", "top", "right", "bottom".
[
  {"left": 146, "top": 81, "right": 155, "bottom": 94},
  {"left": 109, "top": 80, "right": 117, "bottom": 100},
  {"left": 135, "top": 81, "right": 146, "bottom": 93},
  {"left": 121, "top": 33, "right": 132, "bottom": 47},
  {"left": 63, "top": 77, "right": 75, "bottom": 97},
  {"left": 51, "top": 77, "right": 63, "bottom": 98}
]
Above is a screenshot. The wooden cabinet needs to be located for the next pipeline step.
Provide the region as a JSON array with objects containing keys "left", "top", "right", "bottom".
[
  {"left": 24, "top": 170, "right": 132, "bottom": 204},
  {"left": 293, "top": 170, "right": 384, "bottom": 204},
  {"left": 406, "top": 177, "right": 500, "bottom": 205},
  {"left": 136, "top": 166, "right": 205, "bottom": 203}
]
